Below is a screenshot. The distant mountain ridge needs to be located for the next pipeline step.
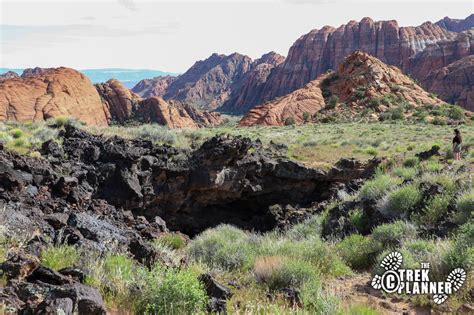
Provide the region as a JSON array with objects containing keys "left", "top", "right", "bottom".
[
  {"left": 131, "top": 52, "right": 285, "bottom": 112},
  {"left": 435, "top": 14, "right": 474, "bottom": 32},
  {"left": 0, "top": 67, "right": 221, "bottom": 128},
  {"left": 0, "top": 68, "right": 178, "bottom": 88},
  {"left": 131, "top": 15, "right": 473, "bottom": 113}
]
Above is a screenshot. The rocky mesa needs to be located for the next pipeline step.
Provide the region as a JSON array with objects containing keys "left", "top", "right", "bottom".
[
  {"left": 236, "top": 18, "right": 457, "bottom": 111},
  {"left": 240, "top": 51, "right": 449, "bottom": 126}
]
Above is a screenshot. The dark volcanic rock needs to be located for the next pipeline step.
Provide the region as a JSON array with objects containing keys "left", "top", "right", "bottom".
[
  {"left": 416, "top": 145, "right": 441, "bottom": 161},
  {"left": 0, "top": 124, "right": 385, "bottom": 314},
  {"left": 1, "top": 124, "right": 380, "bottom": 239},
  {"left": 0, "top": 253, "right": 106, "bottom": 314},
  {"left": 199, "top": 274, "right": 232, "bottom": 313}
]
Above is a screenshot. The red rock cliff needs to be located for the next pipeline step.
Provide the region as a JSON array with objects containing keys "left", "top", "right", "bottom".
[
  {"left": 244, "top": 18, "right": 455, "bottom": 109},
  {"left": 0, "top": 67, "right": 109, "bottom": 125},
  {"left": 163, "top": 53, "right": 253, "bottom": 110}
]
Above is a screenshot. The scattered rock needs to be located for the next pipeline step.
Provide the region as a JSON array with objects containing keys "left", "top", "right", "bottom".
[
  {"left": 0, "top": 253, "right": 106, "bottom": 314},
  {"left": 416, "top": 145, "right": 441, "bottom": 161},
  {"left": 0, "top": 253, "right": 40, "bottom": 281},
  {"left": 279, "top": 287, "right": 302, "bottom": 308},
  {"left": 41, "top": 139, "right": 64, "bottom": 158},
  {"left": 199, "top": 274, "right": 232, "bottom": 314},
  {"left": 59, "top": 267, "right": 87, "bottom": 284}
]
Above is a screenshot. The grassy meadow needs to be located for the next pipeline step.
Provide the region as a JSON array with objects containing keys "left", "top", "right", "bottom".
[{"left": 2, "top": 117, "right": 473, "bottom": 168}]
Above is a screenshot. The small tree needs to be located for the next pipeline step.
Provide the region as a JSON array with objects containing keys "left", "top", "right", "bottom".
[
  {"left": 326, "top": 96, "right": 339, "bottom": 109},
  {"left": 284, "top": 117, "right": 296, "bottom": 126},
  {"left": 302, "top": 112, "right": 311, "bottom": 123}
]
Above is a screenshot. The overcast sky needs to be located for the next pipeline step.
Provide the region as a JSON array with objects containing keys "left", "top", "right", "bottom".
[{"left": 1, "top": 0, "right": 472, "bottom": 72}]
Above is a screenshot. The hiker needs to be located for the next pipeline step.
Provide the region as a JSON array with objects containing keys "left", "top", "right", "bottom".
[{"left": 453, "top": 129, "right": 462, "bottom": 161}]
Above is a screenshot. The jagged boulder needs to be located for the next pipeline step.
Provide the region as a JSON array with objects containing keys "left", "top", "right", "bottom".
[{"left": 0, "top": 254, "right": 106, "bottom": 314}]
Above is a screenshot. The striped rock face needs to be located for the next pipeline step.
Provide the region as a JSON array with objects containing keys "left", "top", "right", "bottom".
[{"left": 0, "top": 67, "right": 109, "bottom": 126}]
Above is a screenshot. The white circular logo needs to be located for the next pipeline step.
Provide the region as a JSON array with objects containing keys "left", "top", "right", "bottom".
[{"left": 381, "top": 270, "right": 400, "bottom": 293}]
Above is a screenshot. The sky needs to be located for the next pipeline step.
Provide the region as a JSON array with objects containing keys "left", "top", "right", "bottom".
[{"left": 0, "top": 0, "right": 472, "bottom": 73}]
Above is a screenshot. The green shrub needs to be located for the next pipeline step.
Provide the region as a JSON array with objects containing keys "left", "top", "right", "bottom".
[
  {"left": 373, "top": 240, "right": 441, "bottom": 277},
  {"left": 371, "top": 221, "right": 417, "bottom": 249},
  {"left": 420, "top": 160, "right": 444, "bottom": 172},
  {"left": 432, "top": 117, "right": 447, "bottom": 125},
  {"left": 103, "top": 254, "right": 137, "bottom": 285},
  {"left": 87, "top": 253, "right": 140, "bottom": 307},
  {"left": 367, "top": 98, "right": 381, "bottom": 109},
  {"left": 349, "top": 208, "right": 370, "bottom": 233},
  {"left": 253, "top": 257, "right": 318, "bottom": 290},
  {"left": 380, "top": 93, "right": 397, "bottom": 106},
  {"left": 156, "top": 234, "right": 186, "bottom": 250},
  {"left": 389, "top": 107, "right": 404, "bottom": 120},
  {"left": 378, "top": 111, "right": 391, "bottom": 121},
  {"left": 336, "top": 234, "right": 381, "bottom": 270},
  {"left": 284, "top": 117, "right": 296, "bottom": 126},
  {"left": 326, "top": 96, "right": 339, "bottom": 109},
  {"left": 359, "top": 173, "right": 401, "bottom": 200},
  {"left": 285, "top": 215, "right": 323, "bottom": 240},
  {"left": 364, "top": 147, "right": 378, "bottom": 156},
  {"left": 54, "top": 116, "right": 71, "bottom": 127},
  {"left": 12, "top": 138, "right": 29, "bottom": 148},
  {"left": 348, "top": 304, "right": 381, "bottom": 315},
  {"left": 377, "top": 184, "right": 422, "bottom": 219},
  {"left": 393, "top": 167, "right": 418, "bottom": 180},
  {"left": 445, "top": 147, "right": 454, "bottom": 159},
  {"left": 354, "top": 88, "right": 366, "bottom": 99},
  {"left": 31, "top": 127, "right": 58, "bottom": 144},
  {"left": 8, "top": 128, "right": 24, "bottom": 139},
  {"left": 413, "top": 109, "right": 429, "bottom": 121},
  {"left": 414, "top": 193, "right": 452, "bottom": 226},
  {"left": 445, "top": 105, "right": 464, "bottom": 121},
  {"left": 453, "top": 189, "right": 474, "bottom": 224},
  {"left": 41, "top": 245, "right": 79, "bottom": 270},
  {"left": 138, "top": 267, "right": 207, "bottom": 315},
  {"left": 257, "top": 236, "right": 350, "bottom": 277},
  {"left": 129, "top": 124, "right": 178, "bottom": 145},
  {"left": 187, "top": 224, "right": 255, "bottom": 271},
  {"left": 405, "top": 239, "right": 455, "bottom": 280},
  {"left": 418, "top": 173, "right": 457, "bottom": 195},
  {"left": 444, "top": 222, "right": 474, "bottom": 273},
  {"left": 301, "top": 278, "right": 340, "bottom": 314},
  {"left": 302, "top": 111, "right": 311, "bottom": 123},
  {"left": 403, "top": 156, "right": 419, "bottom": 168}
]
